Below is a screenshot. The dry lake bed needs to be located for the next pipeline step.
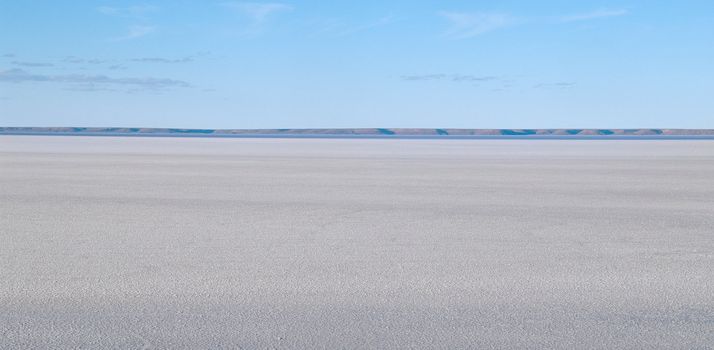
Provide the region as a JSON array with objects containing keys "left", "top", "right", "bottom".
[{"left": 1, "top": 136, "right": 713, "bottom": 349}]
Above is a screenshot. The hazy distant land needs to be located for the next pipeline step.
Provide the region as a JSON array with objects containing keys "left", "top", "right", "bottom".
[{"left": 2, "top": 127, "right": 714, "bottom": 137}]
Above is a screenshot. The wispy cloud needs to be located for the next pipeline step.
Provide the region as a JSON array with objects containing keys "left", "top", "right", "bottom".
[
  {"left": 402, "top": 74, "right": 499, "bottom": 82},
  {"left": 222, "top": 2, "right": 293, "bottom": 22},
  {"left": 98, "top": 5, "right": 158, "bottom": 40},
  {"left": 63, "top": 56, "right": 107, "bottom": 64},
  {"left": 114, "top": 25, "right": 156, "bottom": 40},
  {"left": 0, "top": 68, "right": 190, "bottom": 90},
  {"left": 560, "top": 9, "right": 628, "bottom": 22},
  {"left": 130, "top": 57, "right": 193, "bottom": 63},
  {"left": 97, "top": 4, "right": 159, "bottom": 18},
  {"left": 97, "top": 6, "right": 121, "bottom": 15},
  {"left": 2, "top": 53, "right": 16, "bottom": 58},
  {"left": 306, "top": 15, "right": 398, "bottom": 38},
  {"left": 63, "top": 85, "right": 121, "bottom": 93},
  {"left": 58, "top": 53, "right": 206, "bottom": 67},
  {"left": 439, "top": 11, "right": 515, "bottom": 39},
  {"left": 335, "top": 15, "right": 397, "bottom": 36},
  {"left": 452, "top": 74, "right": 499, "bottom": 82},
  {"left": 534, "top": 82, "right": 577, "bottom": 89},
  {"left": 402, "top": 74, "right": 447, "bottom": 81},
  {"left": 11, "top": 61, "right": 54, "bottom": 67}
]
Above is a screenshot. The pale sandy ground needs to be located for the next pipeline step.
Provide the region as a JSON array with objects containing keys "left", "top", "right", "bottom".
[{"left": 1, "top": 136, "right": 713, "bottom": 349}]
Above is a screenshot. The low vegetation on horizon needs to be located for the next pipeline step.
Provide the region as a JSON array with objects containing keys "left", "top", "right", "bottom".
[{"left": 2, "top": 127, "right": 714, "bottom": 136}]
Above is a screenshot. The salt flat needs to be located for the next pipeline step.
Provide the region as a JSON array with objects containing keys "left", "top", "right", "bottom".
[{"left": 1, "top": 136, "right": 713, "bottom": 349}]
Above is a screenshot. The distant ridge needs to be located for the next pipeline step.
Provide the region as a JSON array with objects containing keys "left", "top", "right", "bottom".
[{"left": 2, "top": 127, "right": 714, "bottom": 137}]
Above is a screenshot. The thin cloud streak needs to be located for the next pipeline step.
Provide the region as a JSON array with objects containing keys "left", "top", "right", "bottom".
[
  {"left": 58, "top": 54, "right": 205, "bottom": 66},
  {"left": 98, "top": 5, "right": 158, "bottom": 41},
  {"left": 439, "top": 11, "right": 514, "bottom": 39},
  {"left": 534, "top": 82, "right": 577, "bottom": 89},
  {"left": 63, "top": 57, "right": 107, "bottom": 64},
  {"left": 130, "top": 57, "right": 194, "bottom": 63},
  {"left": 11, "top": 61, "right": 54, "bottom": 67},
  {"left": 402, "top": 74, "right": 447, "bottom": 81},
  {"left": 402, "top": 74, "right": 499, "bottom": 82},
  {"left": 222, "top": 2, "right": 293, "bottom": 22},
  {"left": 97, "top": 5, "right": 159, "bottom": 18},
  {"left": 561, "top": 9, "right": 628, "bottom": 22},
  {"left": 0, "top": 68, "right": 190, "bottom": 90},
  {"left": 114, "top": 25, "right": 156, "bottom": 40},
  {"left": 334, "top": 15, "right": 397, "bottom": 36}
]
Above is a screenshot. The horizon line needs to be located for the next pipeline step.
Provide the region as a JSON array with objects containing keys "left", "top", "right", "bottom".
[{"left": 2, "top": 127, "right": 714, "bottom": 139}]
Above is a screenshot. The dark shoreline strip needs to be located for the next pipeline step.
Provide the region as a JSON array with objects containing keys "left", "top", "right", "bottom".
[{"left": 2, "top": 132, "right": 714, "bottom": 140}]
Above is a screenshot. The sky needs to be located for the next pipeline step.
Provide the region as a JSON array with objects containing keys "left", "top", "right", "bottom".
[{"left": 1, "top": 0, "right": 713, "bottom": 129}]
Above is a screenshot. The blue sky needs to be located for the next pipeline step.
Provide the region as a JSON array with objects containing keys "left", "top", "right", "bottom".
[{"left": 1, "top": 0, "right": 713, "bottom": 128}]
